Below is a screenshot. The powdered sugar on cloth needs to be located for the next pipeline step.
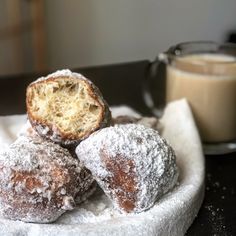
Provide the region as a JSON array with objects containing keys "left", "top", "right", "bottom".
[{"left": 0, "top": 99, "right": 205, "bottom": 236}]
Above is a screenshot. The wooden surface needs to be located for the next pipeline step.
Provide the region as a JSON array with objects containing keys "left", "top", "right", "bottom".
[{"left": 0, "top": 60, "right": 235, "bottom": 235}]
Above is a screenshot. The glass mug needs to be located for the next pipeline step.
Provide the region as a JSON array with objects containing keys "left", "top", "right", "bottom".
[{"left": 143, "top": 41, "right": 236, "bottom": 154}]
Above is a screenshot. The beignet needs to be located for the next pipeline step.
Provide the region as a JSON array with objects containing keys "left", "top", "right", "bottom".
[
  {"left": 0, "top": 136, "right": 94, "bottom": 223},
  {"left": 76, "top": 124, "right": 178, "bottom": 213},
  {"left": 26, "top": 70, "right": 111, "bottom": 146}
]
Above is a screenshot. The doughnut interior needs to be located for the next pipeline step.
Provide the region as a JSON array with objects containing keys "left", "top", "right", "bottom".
[{"left": 27, "top": 77, "right": 104, "bottom": 140}]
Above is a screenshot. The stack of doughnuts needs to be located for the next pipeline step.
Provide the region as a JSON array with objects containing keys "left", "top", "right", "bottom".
[{"left": 0, "top": 69, "right": 178, "bottom": 223}]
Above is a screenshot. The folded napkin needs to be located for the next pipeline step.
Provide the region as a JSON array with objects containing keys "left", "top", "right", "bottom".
[
  {"left": 0, "top": 99, "right": 204, "bottom": 236},
  {"left": 0, "top": 115, "right": 27, "bottom": 149}
]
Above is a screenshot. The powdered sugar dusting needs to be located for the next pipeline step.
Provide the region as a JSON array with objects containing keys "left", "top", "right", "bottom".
[
  {"left": 33, "top": 69, "right": 91, "bottom": 85},
  {"left": 0, "top": 136, "right": 94, "bottom": 223},
  {"left": 76, "top": 124, "right": 179, "bottom": 213},
  {"left": 113, "top": 115, "right": 163, "bottom": 132}
]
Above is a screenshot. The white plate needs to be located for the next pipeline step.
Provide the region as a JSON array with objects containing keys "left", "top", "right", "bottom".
[{"left": 0, "top": 99, "right": 205, "bottom": 236}]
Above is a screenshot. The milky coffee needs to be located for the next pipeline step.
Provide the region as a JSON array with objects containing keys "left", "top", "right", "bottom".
[{"left": 166, "top": 54, "right": 236, "bottom": 142}]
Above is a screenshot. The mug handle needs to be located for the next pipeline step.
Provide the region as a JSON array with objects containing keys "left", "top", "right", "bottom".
[{"left": 143, "top": 53, "right": 168, "bottom": 117}]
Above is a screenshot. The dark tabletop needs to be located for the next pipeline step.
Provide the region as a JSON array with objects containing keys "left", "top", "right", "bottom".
[{"left": 0, "top": 61, "right": 235, "bottom": 235}]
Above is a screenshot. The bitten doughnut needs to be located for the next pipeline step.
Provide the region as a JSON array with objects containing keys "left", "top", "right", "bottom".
[
  {"left": 0, "top": 136, "right": 94, "bottom": 223},
  {"left": 26, "top": 69, "right": 111, "bottom": 146},
  {"left": 76, "top": 124, "right": 179, "bottom": 213}
]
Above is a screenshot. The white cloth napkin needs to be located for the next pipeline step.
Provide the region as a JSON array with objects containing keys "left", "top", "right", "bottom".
[
  {"left": 0, "top": 115, "right": 27, "bottom": 150},
  {"left": 0, "top": 99, "right": 205, "bottom": 236}
]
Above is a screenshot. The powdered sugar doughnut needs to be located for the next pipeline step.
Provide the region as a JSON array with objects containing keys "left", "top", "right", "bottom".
[
  {"left": 0, "top": 136, "right": 94, "bottom": 223},
  {"left": 76, "top": 124, "right": 179, "bottom": 213},
  {"left": 16, "top": 119, "right": 97, "bottom": 201},
  {"left": 26, "top": 70, "right": 111, "bottom": 146}
]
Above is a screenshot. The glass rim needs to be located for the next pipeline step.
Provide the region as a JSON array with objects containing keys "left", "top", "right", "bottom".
[{"left": 165, "top": 41, "right": 236, "bottom": 66}]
